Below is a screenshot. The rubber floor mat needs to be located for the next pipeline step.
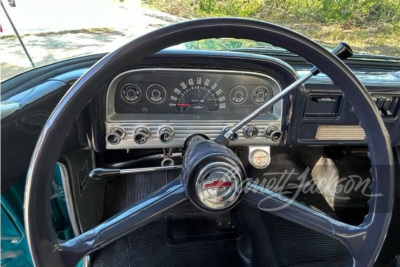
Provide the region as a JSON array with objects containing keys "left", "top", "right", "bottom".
[{"left": 91, "top": 164, "right": 352, "bottom": 267}]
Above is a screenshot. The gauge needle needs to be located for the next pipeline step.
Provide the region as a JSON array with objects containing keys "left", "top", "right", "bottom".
[
  {"left": 177, "top": 103, "right": 191, "bottom": 107},
  {"left": 202, "top": 91, "right": 210, "bottom": 100}
]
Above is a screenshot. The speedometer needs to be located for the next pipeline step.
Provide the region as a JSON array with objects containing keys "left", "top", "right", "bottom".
[
  {"left": 169, "top": 77, "right": 226, "bottom": 113},
  {"left": 176, "top": 85, "right": 219, "bottom": 113}
]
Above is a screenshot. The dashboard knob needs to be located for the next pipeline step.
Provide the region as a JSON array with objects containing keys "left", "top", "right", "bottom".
[
  {"left": 265, "top": 126, "right": 278, "bottom": 138},
  {"left": 106, "top": 132, "right": 121, "bottom": 145},
  {"left": 243, "top": 125, "right": 258, "bottom": 139},
  {"left": 134, "top": 126, "right": 150, "bottom": 144},
  {"left": 106, "top": 126, "right": 125, "bottom": 145},
  {"left": 222, "top": 126, "right": 238, "bottom": 142},
  {"left": 270, "top": 130, "right": 283, "bottom": 142},
  {"left": 159, "top": 126, "right": 174, "bottom": 143},
  {"left": 110, "top": 127, "right": 125, "bottom": 139}
]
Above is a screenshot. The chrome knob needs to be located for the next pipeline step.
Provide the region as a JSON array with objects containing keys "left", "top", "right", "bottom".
[
  {"left": 106, "top": 127, "right": 125, "bottom": 145},
  {"left": 110, "top": 127, "right": 125, "bottom": 138},
  {"left": 270, "top": 130, "right": 283, "bottom": 142},
  {"left": 265, "top": 126, "right": 278, "bottom": 138},
  {"left": 106, "top": 132, "right": 121, "bottom": 145},
  {"left": 159, "top": 126, "right": 174, "bottom": 143},
  {"left": 243, "top": 125, "right": 258, "bottom": 139},
  {"left": 134, "top": 126, "right": 150, "bottom": 144},
  {"left": 222, "top": 126, "right": 238, "bottom": 142}
]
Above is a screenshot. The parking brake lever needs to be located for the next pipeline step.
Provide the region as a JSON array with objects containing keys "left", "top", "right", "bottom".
[{"left": 215, "top": 42, "right": 353, "bottom": 146}]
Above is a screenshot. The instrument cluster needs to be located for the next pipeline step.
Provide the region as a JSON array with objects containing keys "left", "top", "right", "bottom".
[
  {"left": 105, "top": 68, "right": 283, "bottom": 149},
  {"left": 110, "top": 69, "right": 280, "bottom": 119}
]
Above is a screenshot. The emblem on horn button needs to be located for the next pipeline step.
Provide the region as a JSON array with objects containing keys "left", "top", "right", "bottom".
[{"left": 195, "top": 161, "right": 242, "bottom": 210}]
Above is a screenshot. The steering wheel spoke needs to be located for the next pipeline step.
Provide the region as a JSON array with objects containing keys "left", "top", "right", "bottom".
[
  {"left": 57, "top": 178, "right": 187, "bottom": 265},
  {"left": 243, "top": 181, "right": 362, "bottom": 236},
  {"left": 242, "top": 180, "right": 389, "bottom": 267}
]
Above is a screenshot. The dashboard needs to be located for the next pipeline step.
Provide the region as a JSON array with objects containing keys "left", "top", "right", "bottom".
[
  {"left": 105, "top": 68, "right": 284, "bottom": 149},
  {"left": 3, "top": 49, "right": 400, "bottom": 190},
  {"left": 99, "top": 50, "right": 400, "bottom": 150}
]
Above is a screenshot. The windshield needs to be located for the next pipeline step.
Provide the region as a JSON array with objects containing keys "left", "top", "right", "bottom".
[{"left": 1, "top": 0, "right": 399, "bottom": 80}]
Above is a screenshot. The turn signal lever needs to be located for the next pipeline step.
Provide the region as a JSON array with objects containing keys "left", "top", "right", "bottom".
[
  {"left": 91, "top": 135, "right": 209, "bottom": 180},
  {"left": 89, "top": 165, "right": 182, "bottom": 180},
  {"left": 215, "top": 42, "right": 353, "bottom": 146}
]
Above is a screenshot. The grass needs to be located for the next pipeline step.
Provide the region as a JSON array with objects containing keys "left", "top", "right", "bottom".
[
  {"left": 143, "top": 0, "right": 400, "bottom": 57},
  {"left": 278, "top": 22, "right": 400, "bottom": 57}
]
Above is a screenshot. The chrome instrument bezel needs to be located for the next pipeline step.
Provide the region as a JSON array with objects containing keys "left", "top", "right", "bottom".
[{"left": 105, "top": 68, "right": 283, "bottom": 149}]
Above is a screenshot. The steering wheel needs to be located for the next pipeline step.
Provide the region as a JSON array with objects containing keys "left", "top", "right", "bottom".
[{"left": 24, "top": 18, "right": 394, "bottom": 267}]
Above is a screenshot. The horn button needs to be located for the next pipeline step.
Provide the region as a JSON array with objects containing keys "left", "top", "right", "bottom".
[
  {"left": 196, "top": 162, "right": 242, "bottom": 210},
  {"left": 182, "top": 139, "right": 246, "bottom": 212}
]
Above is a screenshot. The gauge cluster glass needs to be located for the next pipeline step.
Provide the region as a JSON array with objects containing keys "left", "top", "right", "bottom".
[{"left": 108, "top": 69, "right": 281, "bottom": 121}]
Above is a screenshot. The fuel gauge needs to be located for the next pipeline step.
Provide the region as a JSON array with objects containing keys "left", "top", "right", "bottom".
[{"left": 121, "top": 84, "right": 141, "bottom": 103}]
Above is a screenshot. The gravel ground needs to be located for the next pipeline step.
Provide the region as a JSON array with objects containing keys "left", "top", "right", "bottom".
[{"left": 1, "top": 3, "right": 184, "bottom": 81}]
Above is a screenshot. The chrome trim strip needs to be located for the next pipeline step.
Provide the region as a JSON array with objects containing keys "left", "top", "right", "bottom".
[
  {"left": 105, "top": 122, "right": 281, "bottom": 149},
  {"left": 57, "top": 162, "right": 92, "bottom": 266},
  {"left": 57, "top": 162, "right": 80, "bottom": 236},
  {"left": 82, "top": 256, "right": 90, "bottom": 267}
]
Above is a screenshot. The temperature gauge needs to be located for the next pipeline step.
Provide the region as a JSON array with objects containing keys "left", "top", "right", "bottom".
[
  {"left": 146, "top": 84, "right": 166, "bottom": 104},
  {"left": 229, "top": 86, "right": 248, "bottom": 105}
]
